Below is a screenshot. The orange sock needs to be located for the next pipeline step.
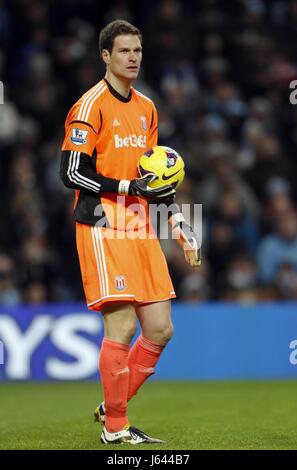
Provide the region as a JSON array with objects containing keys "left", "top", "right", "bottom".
[
  {"left": 99, "top": 338, "right": 130, "bottom": 433},
  {"left": 127, "top": 335, "right": 164, "bottom": 402}
]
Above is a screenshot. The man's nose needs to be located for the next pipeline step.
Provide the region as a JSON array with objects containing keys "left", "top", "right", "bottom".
[{"left": 129, "top": 52, "right": 137, "bottom": 62}]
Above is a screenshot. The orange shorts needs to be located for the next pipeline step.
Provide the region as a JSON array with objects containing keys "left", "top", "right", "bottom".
[{"left": 76, "top": 223, "right": 176, "bottom": 311}]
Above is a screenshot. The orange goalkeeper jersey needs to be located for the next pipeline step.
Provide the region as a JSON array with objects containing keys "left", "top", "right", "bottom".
[{"left": 61, "top": 78, "right": 158, "bottom": 230}]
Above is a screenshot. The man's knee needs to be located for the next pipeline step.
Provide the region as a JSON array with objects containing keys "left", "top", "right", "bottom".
[
  {"left": 102, "top": 303, "right": 137, "bottom": 344},
  {"left": 147, "top": 322, "right": 174, "bottom": 346},
  {"left": 161, "top": 323, "right": 174, "bottom": 344},
  {"left": 119, "top": 318, "right": 138, "bottom": 343}
]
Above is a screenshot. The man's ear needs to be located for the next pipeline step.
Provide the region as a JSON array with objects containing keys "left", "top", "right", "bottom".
[{"left": 101, "top": 49, "right": 111, "bottom": 65}]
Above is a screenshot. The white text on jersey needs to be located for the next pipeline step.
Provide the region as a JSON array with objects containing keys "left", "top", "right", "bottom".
[{"left": 114, "top": 134, "right": 147, "bottom": 149}]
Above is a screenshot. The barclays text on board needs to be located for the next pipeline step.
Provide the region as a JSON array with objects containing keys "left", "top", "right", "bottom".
[{"left": 0, "top": 302, "right": 297, "bottom": 381}]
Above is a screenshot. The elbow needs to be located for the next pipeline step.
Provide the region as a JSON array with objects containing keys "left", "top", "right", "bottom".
[
  {"left": 60, "top": 169, "right": 75, "bottom": 189},
  {"left": 60, "top": 152, "right": 75, "bottom": 189}
]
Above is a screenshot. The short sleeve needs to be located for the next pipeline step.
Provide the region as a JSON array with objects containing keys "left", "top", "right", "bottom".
[{"left": 61, "top": 100, "right": 100, "bottom": 156}]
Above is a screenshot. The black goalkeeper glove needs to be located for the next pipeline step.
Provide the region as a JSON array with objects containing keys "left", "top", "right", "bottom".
[
  {"left": 118, "top": 174, "right": 176, "bottom": 200},
  {"left": 169, "top": 213, "right": 202, "bottom": 267}
]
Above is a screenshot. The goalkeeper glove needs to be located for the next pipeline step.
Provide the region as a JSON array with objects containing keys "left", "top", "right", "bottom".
[
  {"left": 118, "top": 174, "right": 176, "bottom": 200},
  {"left": 170, "top": 212, "right": 201, "bottom": 267}
]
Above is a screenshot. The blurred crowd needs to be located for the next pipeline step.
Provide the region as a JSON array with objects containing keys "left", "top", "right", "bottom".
[{"left": 1, "top": 0, "right": 297, "bottom": 305}]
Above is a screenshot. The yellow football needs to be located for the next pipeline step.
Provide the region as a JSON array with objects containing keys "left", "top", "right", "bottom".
[{"left": 138, "top": 146, "right": 185, "bottom": 189}]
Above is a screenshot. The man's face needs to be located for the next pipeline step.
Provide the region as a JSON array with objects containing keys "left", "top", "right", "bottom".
[{"left": 103, "top": 34, "right": 142, "bottom": 81}]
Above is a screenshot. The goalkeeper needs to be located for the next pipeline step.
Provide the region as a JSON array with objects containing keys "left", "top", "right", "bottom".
[{"left": 60, "top": 19, "right": 201, "bottom": 445}]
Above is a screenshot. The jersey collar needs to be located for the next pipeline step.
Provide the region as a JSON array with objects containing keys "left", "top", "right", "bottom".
[{"left": 103, "top": 78, "right": 132, "bottom": 103}]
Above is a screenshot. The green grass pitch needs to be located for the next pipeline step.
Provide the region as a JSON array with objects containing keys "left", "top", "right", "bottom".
[{"left": 0, "top": 381, "right": 297, "bottom": 450}]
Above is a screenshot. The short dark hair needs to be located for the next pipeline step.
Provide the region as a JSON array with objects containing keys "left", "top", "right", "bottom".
[{"left": 99, "top": 20, "right": 142, "bottom": 55}]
